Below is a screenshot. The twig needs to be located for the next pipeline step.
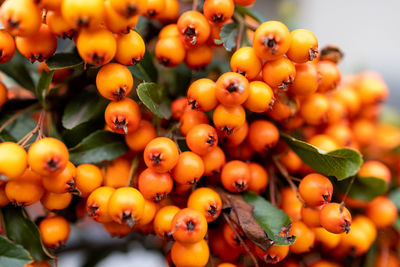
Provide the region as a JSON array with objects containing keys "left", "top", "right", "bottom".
[
  {"left": 0, "top": 103, "right": 40, "bottom": 133},
  {"left": 267, "top": 165, "right": 277, "bottom": 206},
  {"left": 18, "top": 110, "right": 46, "bottom": 147},
  {"left": 340, "top": 175, "right": 356, "bottom": 211},
  {"left": 236, "top": 18, "right": 245, "bottom": 50},
  {"left": 192, "top": 0, "right": 198, "bottom": 11},
  {"left": 222, "top": 213, "right": 259, "bottom": 267},
  {"left": 128, "top": 154, "right": 140, "bottom": 187},
  {"left": 272, "top": 156, "right": 306, "bottom": 207},
  {"left": 233, "top": 12, "right": 258, "bottom": 32}
]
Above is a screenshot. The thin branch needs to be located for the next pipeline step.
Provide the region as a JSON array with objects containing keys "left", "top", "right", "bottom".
[
  {"left": 192, "top": 0, "right": 198, "bottom": 11},
  {"left": 222, "top": 213, "right": 259, "bottom": 267},
  {"left": 267, "top": 165, "right": 277, "bottom": 206},
  {"left": 236, "top": 19, "right": 245, "bottom": 51},
  {"left": 233, "top": 12, "right": 258, "bottom": 32},
  {"left": 18, "top": 110, "right": 46, "bottom": 147},
  {"left": 272, "top": 156, "right": 306, "bottom": 207},
  {"left": 0, "top": 103, "right": 39, "bottom": 133},
  {"left": 340, "top": 175, "right": 356, "bottom": 211}
]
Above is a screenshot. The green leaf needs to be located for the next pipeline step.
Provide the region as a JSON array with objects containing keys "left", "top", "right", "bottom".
[
  {"left": 46, "top": 52, "right": 83, "bottom": 70},
  {"left": 0, "top": 235, "right": 32, "bottom": 267},
  {"left": 234, "top": 5, "right": 266, "bottom": 23},
  {"left": 339, "top": 176, "right": 387, "bottom": 201},
  {"left": 36, "top": 70, "right": 54, "bottom": 105},
  {"left": 281, "top": 133, "right": 363, "bottom": 180},
  {"left": 0, "top": 53, "right": 35, "bottom": 92},
  {"left": 1, "top": 206, "right": 54, "bottom": 261},
  {"left": 217, "top": 23, "right": 238, "bottom": 52},
  {"left": 62, "top": 91, "right": 108, "bottom": 130},
  {"left": 389, "top": 188, "right": 400, "bottom": 210},
  {"left": 128, "top": 50, "right": 158, "bottom": 82},
  {"left": 69, "top": 130, "right": 129, "bottom": 164},
  {"left": 137, "top": 82, "right": 171, "bottom": 119},
  {"left": 243, "top": 191, "right": 295, "bottom": 246},
  {"left": 0, "top": 112, "right": 37, "bottom": 142}
]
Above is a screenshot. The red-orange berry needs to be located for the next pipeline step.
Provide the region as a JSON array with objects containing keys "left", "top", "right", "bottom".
[
  {"left": 203, "top": 0, "right": 234, "bottom": 24},
  {"left": 299, "top": 173, "right": 333, "bottom": 208},
  {"left": 0, "top": 30, "right": 16, "bottom": 64},
  {"left": 216, "top": 72, "right": 250, "bottom": 106},
  {"left": 317, "top": 60, "right": 341, "bottom": 92},
  {"left": 213, "top": 104, "right": 246, "bottom": 136},
  {"left": 187, "top": 78, "right": 218, "bottom": 112},
  {"left": 244, "top": 81, "right": 274, "bottom": 113},
  {"left": 221, "top": 160, "right": 251, "bottom": 193},
  {"left": 186, "top": 124, "right": 218, "bottom": 155},
  {"left": 201, "top": 146, "right": 226, "bottom": 176},
  {"left": 319, "top": 203, "right": 352, "bottom": 234},
  {"left": 124, "top": 120, "right": 157, "bottom": 152},
  {"left": 286, "top": 29, "right": 318, "bottom": 63},
  {"left": 177, "top": 11, "right": 210, "bottom": 47},
  {"left": 143, "top": 137, "right": 179, "bottom": 173},
  {"left": 247, "top": 120, "right": 279, "bottom": 153},
  {"left": 115, "top": 30, "right": 145, "bottom": 65},
  {"left": 262, "top": 57, "right": 296, "bottom": 90},
  {"left": 230, "top": 46, "right": 262, "bottom": 80},
  {"left": 104, "top": 97, "right": 141, "bottom": 134},
  {"left": 172, "top": 151, "right": 205, "bottom": 184},
  {"left": 96, "top": 63, "right": 133, "bottom": 101},
  {"left": 138, "top": 168, "right": 173, "bottom": 202},
  {"left": 171, "top": 208, "right": 208, "bottom": 243}
]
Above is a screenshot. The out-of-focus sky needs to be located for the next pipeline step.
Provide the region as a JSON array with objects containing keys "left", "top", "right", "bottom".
[{"left": 255, "top": 0, "right": 400, "bottom": 107}]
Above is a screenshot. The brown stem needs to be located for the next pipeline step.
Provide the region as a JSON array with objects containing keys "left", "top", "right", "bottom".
[
  {"left": 236, "top": 19, "right": 245, "bottom": 51},
  {"left": 128, "top": 154, "right": 140, "bottom": 187},
  {"left": 0, "top": 104, "right": 39, "bottom": 133},
  {"left": 272, "top": 156, "right": 306, "bottom": 207},
  {"left": 222, "top": 213, "right": 259, "bottom": 267},
  {"left": 18, "top": 110, "right": 46, "bottom": 147},
  {"left": 267, "top": 165, "right": 277, "bottom": 206},
  {"left": 192, "top": 0, "right": 198, "bottom": 10},
  {"left": 340, "top": 175, "right": 356, "bottom": 211}
]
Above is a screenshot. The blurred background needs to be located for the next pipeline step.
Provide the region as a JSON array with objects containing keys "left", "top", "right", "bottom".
[{"left": 39, "top": 0, "right": 399, "bottom": 266}]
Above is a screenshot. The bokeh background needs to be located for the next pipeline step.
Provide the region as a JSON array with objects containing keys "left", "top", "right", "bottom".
[{"left": 41, "top": 0, "right": 400, "bottom": 266}]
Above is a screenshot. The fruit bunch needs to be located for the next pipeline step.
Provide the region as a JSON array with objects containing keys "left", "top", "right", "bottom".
[{"left": 1, "top": 0, "right": 400, "bottom": 267}]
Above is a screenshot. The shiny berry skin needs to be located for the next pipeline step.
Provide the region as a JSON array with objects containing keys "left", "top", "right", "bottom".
[
  {"left": 215, "top": 72, "right": 250, "bottom": 106},
  {"left": 201, "top": 146, "right": 226, "bottom": 176},
  {"left": 96, "top": 63, "right": 133, "bottom": 101},
  {"left": 87, "top": 186, "right": 115, "bottom": 223},
  {"left": 172, "top": 151, "right": 205, "bottom": 185},
  {"left": 247, "top": 162, "right": 269, "bottom": 194},
  {"left": 300, "top": 93, "right": 330, "bottom": 125},
  {"left": 262, "top": 57, "right": 296, "bottom": 90},
  {"left": 230, "top": 46, "right": 262, "bottom": 80},
  {"left": 212, "top": 104, "right": 246, "bottom": 136},
  {"left": 299, "top": 173, "right": 333, "bottom": 208},
  {"left": 286, "top": 29, "right": 318, "bottom": 63},
  {"left": 138, "top": 168, "right": 173, "bottom": 202},
  {"left": 203, "top": 0, "right": 234, "bottom": 24},
  {"left": 153, "top": 205, "right": 180, "bottom": 239},
  {"left": 177, "top": 11, "right": 211, "bottom": 47},
  {"left": 186, "top": 124, "right": 218, "bottom": 156},
  {"left": 187, "top": 187, "right": 222, "bottom": 223},
  {"left": 104, "top": 97, "right": 141, "bottom": 134},
  {"left": 317, "top": 60, "right": 341, "bottom": 92},
  {"left": 244, "top": 81, "right": 274, "bottom": 113},
  {"left": 115, "top": 30, "right": 145, "bottom": 65},
  {"left": 124, "top": 120, "right": 157, "bottom": 152},
  {"left": 171, "top": 208, "right": 208, "bottom": 243},
  {"left": 184, "top": 44, "right": 214, "bottom": 70},
  {"left": 187, "top": 78, "right": 218, "bottom": 112},
  {"left": 289, "top": 221, "right": 315, "bottom": 254},
  {"left": 319, "top": 203, "right": 352, "bottom": 234},
  {"left": 221, "top": 160, "right": 251, "bottom": 193},
  {"left": 0, "top": 30, "right": 16, "bottom": 64},
  {"left": 358, "top": 160, "right": 391, "bottom": 184},
  {"left": 143, "top": 137, "right": 179, "bottom": 173},
  {"left": 253, "top": 21, "right": 291, "bottom": 61},
  {"left": 39, "top": 216, "right": 70, "bottom": 249},
  {"left": 289, "top": 62, "right": 319, "bottom": 96},
  {"left": 247, "top": 120, "right": 279, "bottom": 153},
  {"left": 0, "top": 142, "right": 27, "bottom": 180},
  {"left": 61, "top": 0, "right": 105, "bottom": 30},
  {"left": 155, "top": 37, "right": 186, "bottom": 67},
  {"left": 171, "top": 239, "right": 210, "bottom": 267},
  {"left": 109, "top": 0, "right": 146, "bottom": 18}
]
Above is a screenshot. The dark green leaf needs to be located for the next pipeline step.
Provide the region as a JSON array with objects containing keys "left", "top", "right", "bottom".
[
  {"left": 1, "top": 206, "right": 54, "bottom": 261},
  {"left": 36, "top": 70, "right": 54, "bottom": 105},
  {"left": 281, "top": 133, "right": 363, "bottom": 180},
  {"left": 69, "top": 130, "right": 129, "bottom": 164},
  {"left": 364, "top": 242, "right": 377, "bottom": 267},
  {"left": 389, "top": 188, "right": 400, "bottom": 210},
  {"left": 0, "top": 53, "right": 35, "bottom": 92},
  {"left": 62, "top": 119, "right": 105, "bottom": 148},
  {"left": 46, "top": 52, "right": 83, "bottom": 70},
  {"left": 62, "top": 91, "right": 108, "bottom": 130},
  {"left": 243, "top": 191, "right": 294, "bottom": 245},
  {"left": 234, "top": 5, "right": 266, "bottom": 23},
  {"left": 137, "top": 82, "right": 171, "bottom": 119},
  {"left": 339, "top": 176, "right": 387, "bottom": 201},
  {"left": 0, "top": 111, "right": 37, "bottom": 142},
  {"left": 128, "top": 50, "right": 158, "bottom": 82},
  {"left": 218, "top": 23, "right": 238, "bottom": 52},
  {"left": 0, "top": 235, "right": 32, "bottom": 267}
]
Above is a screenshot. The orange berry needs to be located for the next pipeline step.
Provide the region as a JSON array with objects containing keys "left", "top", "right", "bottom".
[
  {"left": 300, "top": 93, "right": 330, "bottom": 125},
  {"left": 143, "top": 0, "right": 165, "bottom": 18},
  {"left": 222, "top": 222, "right": 243, "bottom": 248},
  {"left": 203, "top": 0, "right": 234, "bottom": 24},
  {"left": 280, "top": 187, "right": 302, "bottom": 221},
  {"left": 333, "top": 85, "right": 360, "bottom": 117},
  {"left": 158, "top": 0, "right": 180, "bottom": 22},
  {"left": 115, "top": 30, "right": 145, "bottom": 65},
  {"left": 184, "top": 44, "right": 213, "bottom": 70},
  {"left": 171, "top": 96, "right": 188, "bottom": 120},
  {"left": 216, "top": 72, "right": 249, "bottom": 106},
  {"left": 313, "top": 227, "right": 341, "bottom": 250},
  {"left": 104, "top": 0, "right": 139, "bottom": 34},
  {"left": 358, "top": 160, "right": 391, "bottom": 184},
  {"left": 308, "top": 134, "right": 339, "bottom": 152},
  {"left": 324, "top": 123, "right": 353, "bottom": 147},
  {"left": 209, "top": 229, "right": 243, "bottom": 262},
  {"left": 172, "top": 151, "right": 205, "bottom": 185},
  {"left": 104, "top": 97, "right": 141, "bottom": 134},
  {"left": 187, "top": 78, "right": 218, "bottom": 112},
  {"left": 186, "top": 124, "right": 218, "bottom": 155},
  {"left": 0, "top": 81, "right": 8, "bottom": 108},
  {"left": 319, "top": 203, "right": 352, "bottom": 234},
  {"left": 0, "top": 142, "right": 27, "bottom": 180},
  {"left": 221, "top": 160, "right": 251, "bottom": 193},
  {"left": 0, "top": 184, "right": 10, "bottom": 207},
  {"left": 96, "top": 63, "right": 134, "bottom": 101},
  {"left": 171, "top": 208, "right": 208, "bottom": 243},
  {"left": 230, "top": 46, "right": 262, "bottom": 80},
  {"left": 289, "top": 221, "right": 315, "bottom": 254},
  {"left": 125, "top": 120, "right": 157, "bottom": 152},
  {"left": 247, "top": 120, "right": 279, "bottom": 153},
  {"left": 299, "top": 173, "right": 333, "bottom": 208},
  {"left": 75, "top": 164, "right": 103, "bottom": 197},
  {"left": 266, "top": 93, "right": 297, "bottom": 122},
  {"left": 179, "top": 109, "right": 209, "bottom": 136},
  {"left": 109, "top": 0, "right": 146, "bottom": 18},
  {"left": 35, "top": 0, "right": 62, "bottom": 10},
  {"left": 159, "top": 24, "right": 180, "bottom": 39},
  {"left": 46, "top": 11, "right": 75, "bottom": 39},
  {"left": 286, "top": 29, "right": 318, "bottom": 63},
  {"left": 326, "top": 98, "right": 347, "bottom": 125},
  {"left": 212, "top": 104, "right": 246, "bottom": 136},
  {"left": 103, "top": 221, "right": 132, "bottom": 237},
  {"left": 317, "top": 60, "right": 341, "bottom": 92},
  {"left": 201, "top": 146, "right": 226, "bottom": 176},
  {"left": 103, "top": 155, "right": 131, "bottom": 188},
  {"left": 187, "top": 187, "right": 222, "bottom": 222},
  {"left": 375, "top": 251, "right": 400, "bottom": 267},
  {"left": 356, "top": 73, "right": 388, "bottom": 105},
  {"left": 289, "top": 62, "right": 319, "bottom": 96},
  {"left": 39, "top": 216, "right": 70, "bottom": 248},
  {"left": 219, "top": 121, "right": 248, "bottom": 147},
  {"left": 76, "top": 28, "right": 116, "bottom": 66},
  {"left": 0, "top": 0, "right": 42, "bottom": 37},
  {"left": 279, "top": 149, "right": 302, "bottom": 174},
  {"left": 108, "top": 187, "right": 145, "bottom": 226},
  {"left": 234, "top": 0, "right": 256, "bottom": 5},
  {"left": 5, "top": 175, "right": 44, "bottom": 206},
  {"left": 254, "top": 244, "right": 289, "bottom": 264},
  {"left": 155, "top": 37, "right": 185, "bottom": 67},
  {"left": 171, "top": 239, "right": 209, "bottom": 267},
  {"left": 138, "top": 167, "right": 173, "bottom": 202},
  {"left": 15, "top": 24, "right": 57, "bottom": 63},
  {"left": 253, "top": 21, "right": 291, "bottom": 61},
  {"left": 143, "top": 137, "right": 179, "bottom": 173},
  {"left": 41, "top": 192, "right": 72, "bottom": 210},
  {"left": 28, "top": 137, "right": 69, "bottom": 177},
  {"left": 87, "top": 186, "right": 115, "bottom": 223},
  {"left": 244, "top": 81, "right": 274, "bottom": 113},
  {"left": 262, "top": 57, "right": 296, "bottom": 90},
  {"left": 137, "top": 199, "right": 158, "bottom": 226},
  {"left": 301, "top": 205, "right": 321, "bottom": 228},
  {"left": 352, "top": 119, "right": 376, "bottom": 146},
  {"left": 177, "top": 11, "right": 211, "bottom": 47},
  {"left": 247, "top": 162, "right": 269, "bottom": 194},
  {"left": 366, "top": 196, "right": 398, "bottom": 229},
  {"left": 0, "top": 29, "right": 16, "bottom": 64},
  {"left": 61, "top": 0, "right": 105, "bottom": 30},
  {"left": 154, "top": 205, "right": 180, "bottom": 239},
  {"left": 42, "top": 161, "right": 76, "bottom": 194}
]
